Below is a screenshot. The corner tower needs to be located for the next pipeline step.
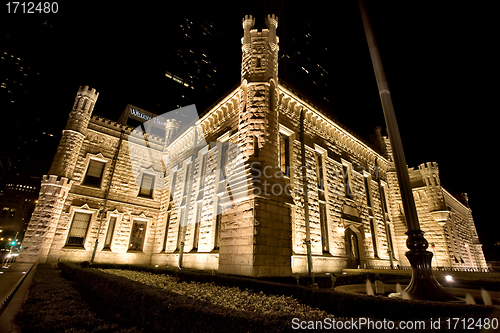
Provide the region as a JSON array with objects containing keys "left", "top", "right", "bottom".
[
  {"left": 49, "top": 86, "right": 99, "bottom": 178},
  {"left": 18, "top": 86, "right": 97, "bottom": 263},
  {"left": 241, "top": 14, "right": 279, "bottom": 83},
  {"left": 228, "top": 15, "right": 291, "bottom": 277},
  {"left": 239, "top": 14, "right": 280, "bottom": 166}
]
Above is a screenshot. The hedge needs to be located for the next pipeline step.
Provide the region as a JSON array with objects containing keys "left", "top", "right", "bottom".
[
  {"left": 59, "top": 263, "right": 311, "bottom": 333},
  {"left": 61, "top": 263, "right": 497, "bottom": 325},
  {"left": 13, "top": 264, "right": 141, "bottom": 333}
]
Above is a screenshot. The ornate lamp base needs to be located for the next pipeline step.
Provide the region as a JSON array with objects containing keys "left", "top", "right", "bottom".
[{"left": 390, "top": 231, "right": 460, "bottom": 302}]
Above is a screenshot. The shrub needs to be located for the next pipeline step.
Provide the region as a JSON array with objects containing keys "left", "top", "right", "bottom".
[
  {"left": 60, "top": 263, "right": 307, "bottom": 332},
  {"left": 14, "top": 263, "right": 140, "bottom": 333},
  {"left": 81, "top": 263, "right": 497, "bottom": 322}
]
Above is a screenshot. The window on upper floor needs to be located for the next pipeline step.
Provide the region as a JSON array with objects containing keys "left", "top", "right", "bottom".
[
  {"left": 316, "top": 152, "right": 324, "bottom": 190},
  {"left": 139, "top": 173, "right": 155, "bottom": 198},
  {"left": 364, "top": 176, "right": 372, "bottom": 208},
  {"left": 279, "top": 133, "right": 290, "bottom": 177},
  {"left": 199, "top": 153, "right": 208, "bottom": 191},
  {"left": 343, "top": 164, "right": 353, "bottom": 200},
  {"left": 82, "top": 160, "right": 105, "bottom": 187},
  {"left": 169, "top": 170, "right": 177, "bottom": 201},
  {"left": 219, "top": 142, "right": 229, "bottom": 182}
]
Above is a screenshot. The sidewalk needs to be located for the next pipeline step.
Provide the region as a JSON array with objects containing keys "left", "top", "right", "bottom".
[{"left": 0, "top": 263, "right": 35, "bottom": 333}]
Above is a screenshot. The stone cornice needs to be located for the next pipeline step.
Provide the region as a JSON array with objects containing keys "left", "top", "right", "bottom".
[{"left": 277, "top": 83, "right": 389, "bottom": 171}]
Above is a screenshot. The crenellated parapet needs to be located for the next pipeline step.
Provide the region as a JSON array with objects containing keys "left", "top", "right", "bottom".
[
  {"left": 18, "top": 175, "right": 73, "bottom": 263},
  {"left": 49, "top": 86, "right": 99, "bottom": 179},
  {"left": 67, "top": 85, "right": 99, "bottom": 133},
  {"left": 241, "top": 15, "right": 255, "bottom": 52},
  {"left": 265, "top": 14, "right": 278, "bottom": 51},
  {"left": 241, "top": 14, "right": 279, "bottom": 83}
]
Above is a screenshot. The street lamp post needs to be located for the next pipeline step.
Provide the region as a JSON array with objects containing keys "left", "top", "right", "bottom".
[{"left": 358, "top": 0, "right": 458, "bottom": 301}]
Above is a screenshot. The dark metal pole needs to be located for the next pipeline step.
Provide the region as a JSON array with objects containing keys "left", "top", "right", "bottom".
[
  {"left": 299, "top": 108, "right": 313, "bottom": 280},
  {"left": 358, "top": 0, "right": 458, "bottom": 301}
]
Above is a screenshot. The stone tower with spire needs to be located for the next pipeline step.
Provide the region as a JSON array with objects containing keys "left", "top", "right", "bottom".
[{"left": 18, "top": 86, "right": 98, "bottom": 263}]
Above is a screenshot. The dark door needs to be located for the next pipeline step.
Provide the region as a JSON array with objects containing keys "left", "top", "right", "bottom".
[{"left": 345, "top": 228, "right": 360, "bottom": 269}]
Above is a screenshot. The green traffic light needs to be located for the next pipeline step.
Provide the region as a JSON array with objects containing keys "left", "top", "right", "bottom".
[{"left": 10, "top": 241, "right": 16, "bottom": 246}]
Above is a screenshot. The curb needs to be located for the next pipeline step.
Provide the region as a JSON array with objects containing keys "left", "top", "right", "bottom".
[{"left": 0, "top": 265, "right": 33, "bottom": 313}]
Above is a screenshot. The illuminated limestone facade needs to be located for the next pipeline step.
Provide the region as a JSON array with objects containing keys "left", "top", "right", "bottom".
[{"left": 19, "top": 15, "right": 487, "bottom": 275}]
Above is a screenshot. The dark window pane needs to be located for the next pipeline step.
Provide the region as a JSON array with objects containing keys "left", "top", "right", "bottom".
[
  {"left": 139, "top": 174, "right": 155, "bottom": 197},
  {"left": 104, "top": 216, "right": 117, "bottom": 249},
  {"left": 129, "top": 221, "right": 147, "bottom": 251},
  {"left": 67, "top": 212, "right": 91, "bottom": 246},
  {"left": 83, "top": 160, "right": 105, "bottom": 187}
]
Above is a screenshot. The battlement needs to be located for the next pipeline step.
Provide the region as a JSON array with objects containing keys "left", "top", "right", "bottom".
[
  {"left": 242, "top": 15, "right": 255, "bottom": 30},
  {"left": 77, "top": 85, "right": 99, "bottom": 99},
  {"left": 164, "top": 119, "right": 180, "bottom": 129},
  {"left": 91, "top": 115, "right": 131, "bottom": 132},
  {"left": 265, "top": 14, "right": 278, "bottom": 30},
  {"left": 42, "top": 175, "right": 72, "bottom": 188},
  {"left": 418, "top": 161, "right": 438, "bottom": 170}
]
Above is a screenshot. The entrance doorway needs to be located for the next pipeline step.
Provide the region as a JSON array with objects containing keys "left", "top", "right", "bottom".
[{"left": 345, "top": 228, "right": 360, "bottom": 269}]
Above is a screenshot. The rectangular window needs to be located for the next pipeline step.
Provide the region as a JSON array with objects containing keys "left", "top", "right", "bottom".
[
  {"left": 319, "top": 203, "right": 329, "bottom": 252},
  {"left": 83, "top": 160, "right": 105, "bottom": 187},
  {"left": 279, "top": 134, "right": 290, "bottom": 176},
  {"left": 199, "top": 154, "right": 208, "bottom": 190},
  {"left": 103, "top": 216, "right": 117, "bottom": 249},
  {"left": 214, "top": 204, "right": 221, "bottom": 250},
  {"left": 139, "top": 173, "right": 155, "bottom": 198},
  {"left": 343, "top": 165, "right": 352, "bottom": 199},
  {"left": 364, "top": 177, "right": 372, "bottom": 207},
  {"left": 129, "top": 220, "right": 147, "bottom": 251},
  {"left": 370, "top": 218, "right": 378, "bottom": 257},
  {"left": 381, "top": 185, "right": 388, "bottom": 213},
  {"left": 176, "top": 209, "right": 184, "bottom": 251},
  {"left": 67, "top": 212, "right": 92, "bottom": 246},
  {"left": 316, "top": 153, "right": 324, "bottom": 190},
  {"left": 169, "top": 170, "right": 177, "bottom": 200},
  {"left": 219, "top": 143, "right": 229, "bottom": 181},
  {"left": 386, "top": 222, "right": 395, "bottom": 259},
  {"left": 183, "top": 163, "right": 192, "bottom": 197},
  {"left": 162, "top": 212, "right": 171, "bottom": 252},
  {"left": 193, "top": 202, "right": 202, "bottom": 250}
]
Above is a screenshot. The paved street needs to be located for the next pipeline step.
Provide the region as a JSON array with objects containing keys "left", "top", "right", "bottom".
[{"left": 0, "top": 263, "right": 34, "bottom": 333}]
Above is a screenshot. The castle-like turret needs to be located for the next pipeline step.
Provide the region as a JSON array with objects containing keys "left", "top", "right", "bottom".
[
  {"left": 18, "top": 175, "right": 73, "bottom": 263},
  {"left": 228, "top": 15, "right": 291, "bottom": 277},
  {"left": 49, "top": 86, "right": 99, "bottom": 179},
  {"left": 18, "top": 86, "right": 97, "bottom": 263},
  {"left": 164, "top": 119, "right": 180, "bottom": 147},
  {"left": 241, "top": 14, "right": 279, "bottom": 83}
]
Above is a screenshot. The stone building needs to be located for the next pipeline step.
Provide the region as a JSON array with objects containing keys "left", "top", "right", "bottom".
[{"left": 18, "top": 15, "right": 487, "bottom": 275}]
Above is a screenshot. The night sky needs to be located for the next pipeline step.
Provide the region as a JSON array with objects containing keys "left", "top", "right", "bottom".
[{"left": 1, "top": 1, "right": 497, "bottom": 260}]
